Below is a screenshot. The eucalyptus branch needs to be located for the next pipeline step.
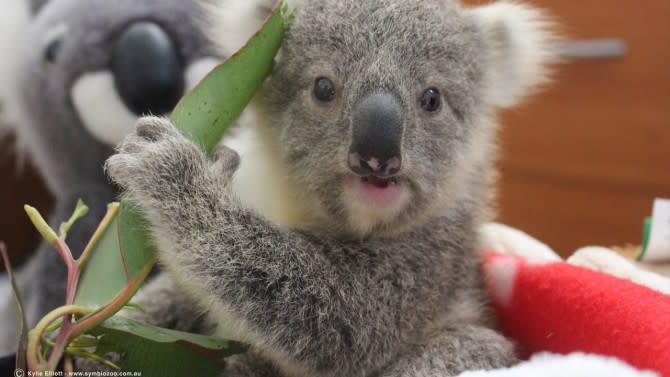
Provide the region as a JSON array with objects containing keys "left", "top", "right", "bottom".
[
  {"left": 23, "top": 203, "right": 92, "bottom": 372},
  {"left": 22, "top": 202, "right": 156, "bottom": 373},
  {"left": 27, "top": 305, "right": 90, "bottom": 370},
  {"left": 27, "top": 259, "right": 153, "bottom": 372}
]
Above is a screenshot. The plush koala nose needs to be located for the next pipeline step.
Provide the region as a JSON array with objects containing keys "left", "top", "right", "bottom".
[
  {"left": 348, "top": 91, "right": 403, "bottom": 177},
  {"left": 112, "top": 22, "right": 184, "bottom": 116}
]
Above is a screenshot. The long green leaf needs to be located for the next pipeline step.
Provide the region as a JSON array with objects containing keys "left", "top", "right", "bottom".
[{"left": 171, "top": 0, "right": 291, "bottom": 154}]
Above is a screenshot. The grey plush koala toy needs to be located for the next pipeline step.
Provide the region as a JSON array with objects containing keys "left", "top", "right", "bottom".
[
  {"left": 0, "top": 0, "right": 223, "bottom": 355},
  {"left": 105, "top": 0, "right": 557, "bottom": 375}
]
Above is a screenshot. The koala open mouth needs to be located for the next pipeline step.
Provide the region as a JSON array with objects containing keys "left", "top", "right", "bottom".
[
  {"left": 347, "top": 173, "right": 408, "bottom": 211},
  {"left": 361, "top": 175, "right": 399, "bottom": 189}
]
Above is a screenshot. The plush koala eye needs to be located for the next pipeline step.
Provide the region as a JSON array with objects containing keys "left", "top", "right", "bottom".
[
  {"left": 313, "top": 77, "right": 336, "bottom": 102},
  {"left": 419, "top": 88, "right": 441, "bottom": 112},
  {"left": 42, "top": 24, "right": 69, "bottom": 65},
  {"left": 43, "top": 39, "right": 64, "bottom": 64}
]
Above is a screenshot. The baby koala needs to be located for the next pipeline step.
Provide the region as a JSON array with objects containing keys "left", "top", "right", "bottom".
[{"left": 105, "top": 0, "right": 556, "bottom": 376}]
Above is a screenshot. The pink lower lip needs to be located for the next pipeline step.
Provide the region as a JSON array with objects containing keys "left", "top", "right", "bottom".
[{"left": 347, "top": 175, "right": 404, "bottom": 207}]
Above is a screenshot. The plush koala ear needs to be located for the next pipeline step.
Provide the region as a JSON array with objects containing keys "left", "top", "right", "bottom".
[
  {"left": 202, "top": 0, "right": 302, "bottom": 56},
  {"left": 466, "top": 1, "right": 559, "bottom": 108},
  {"left": 0, "top": 0, "right": 31, "bottom": 134}
]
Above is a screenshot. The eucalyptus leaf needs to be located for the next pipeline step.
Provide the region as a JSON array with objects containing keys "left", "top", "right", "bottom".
[
  {"left": 89, "top": 316, "right": 246, "bottom": 377},
  {"left": 171, "top": 0, "right": 291, "bottom": 153}
]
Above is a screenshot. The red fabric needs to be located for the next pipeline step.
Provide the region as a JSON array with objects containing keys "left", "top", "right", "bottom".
[{"left": 482, "top": 252, "right": 670, "bottom": 377}]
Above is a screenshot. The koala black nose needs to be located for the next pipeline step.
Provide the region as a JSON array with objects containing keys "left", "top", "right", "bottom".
[
  {"left": 348, "top": 91, "right": 403, "bottom": 177},
  {"left": 112, "top": 22, "right": 184, "bottom": 116}
]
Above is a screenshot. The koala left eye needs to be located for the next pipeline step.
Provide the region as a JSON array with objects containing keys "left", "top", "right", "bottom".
[{"left": 419, "top": 88, "right": 441, "bottom": 112}]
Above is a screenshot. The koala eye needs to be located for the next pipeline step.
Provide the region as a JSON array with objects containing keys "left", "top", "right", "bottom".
[
  {"left": 419, "top": 87, "right": 441, "bottom": 112},
  {"left": 313, "top": 77, "right": 336, "bottom": 102}
]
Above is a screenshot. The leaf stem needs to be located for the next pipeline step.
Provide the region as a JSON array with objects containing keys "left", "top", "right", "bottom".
[
  {"left": 27, "top": 305, "right": 90, "bottom": 370},
  {"left": 65, "top": 348, "right": 121, "bottom": 370},
  {"left": 73, "top": 260, "right": 155, "bottom": 332},
  {"left": 78, "top": 203, "right": 120, "bottom": 269}
]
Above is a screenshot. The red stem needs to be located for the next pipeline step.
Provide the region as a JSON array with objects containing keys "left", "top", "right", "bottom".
[
  {"left": 46, "top": 238, "right": 81, "bottom": 369},
  {"left": 41, "top": 260, "right": 154, "bottom": 370},
  {"left": 73, "top": 261, "right": 154, "bottom": 332}
]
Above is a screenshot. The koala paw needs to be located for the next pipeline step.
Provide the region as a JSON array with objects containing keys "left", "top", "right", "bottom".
[
  {"left": 105, "top": 116, "right": 206, "bottom": 203},
  {"left": 208, "top": 143, "right": 241, "bottom": 184}
]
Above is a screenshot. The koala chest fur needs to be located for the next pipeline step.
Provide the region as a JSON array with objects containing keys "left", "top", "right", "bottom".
[
  {"left": 107, "top": 0, "right": 557, "bottom": 376},
  {"left": 224, "top": 107, "right": 315, "bottom": 229}
]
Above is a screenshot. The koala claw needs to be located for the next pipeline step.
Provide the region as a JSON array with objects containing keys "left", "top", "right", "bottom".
[{"left": 135, "top": 116, "right": 182, "bottom": 141}]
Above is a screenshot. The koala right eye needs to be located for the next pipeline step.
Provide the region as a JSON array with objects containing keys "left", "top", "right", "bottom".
[{"left": 313, "top": 77, "right": 336, "bottom": 102}]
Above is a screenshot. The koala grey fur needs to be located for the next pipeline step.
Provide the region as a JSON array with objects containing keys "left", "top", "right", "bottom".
[
  {"left": 0, "top": 0, "right": 223, "bottom": 355},
  {"left": 105, "top": 0, "right": 557, "bottom": 375}
]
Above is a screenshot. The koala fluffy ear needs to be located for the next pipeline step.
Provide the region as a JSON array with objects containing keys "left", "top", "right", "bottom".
[
  {"left": 203, "top": 0, "right": 302, "bottom": 56},
  {"left": 466, "top": 1, "right": 559, "bottom": 108},
  {"left": 0, "top": 0, "right": 31, "bottom": 133}
]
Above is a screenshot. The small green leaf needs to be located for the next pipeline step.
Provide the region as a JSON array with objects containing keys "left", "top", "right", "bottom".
[
  {"left": 59, "top": 199, "right": 90, "bottom": 236},
  {"left": 0, "top": 243, "right": 29, "bottom": 371},
  {"left": 24, "top": 205, "right": 58, "bottom": 246}
]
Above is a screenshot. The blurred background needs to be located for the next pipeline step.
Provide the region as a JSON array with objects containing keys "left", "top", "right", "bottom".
[
  {"left": 490, "top": 0, "right": 670, "bottom": 256},
  {"left": 0, "top": 0, "right": 668, "bottom": 264}
]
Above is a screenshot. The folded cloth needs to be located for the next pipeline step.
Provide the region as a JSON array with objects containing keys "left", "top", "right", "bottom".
[{"left": 457, "top": 352, "right": 659, "bottom": 377}]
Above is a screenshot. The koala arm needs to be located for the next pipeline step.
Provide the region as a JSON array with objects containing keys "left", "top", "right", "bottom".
[
  {"left": 381, "top": 325, "right": 517, "bottom": 377},
  {"left": 123, "top": 272, "right": 213, "bottom": 334},
  {"left": 106, "top": 116, "right": 488, "bottom": 377}
]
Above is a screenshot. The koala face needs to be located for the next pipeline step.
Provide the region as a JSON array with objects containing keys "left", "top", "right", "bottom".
[
  {"left": 255, "top": 0, "right": 485, "bottom": 236},
  {"left": 3, "top": 0, "right": 221, "bottom": 195},
  {"left": 265, "top": 1, "right": 477, "bottom": 235}
]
